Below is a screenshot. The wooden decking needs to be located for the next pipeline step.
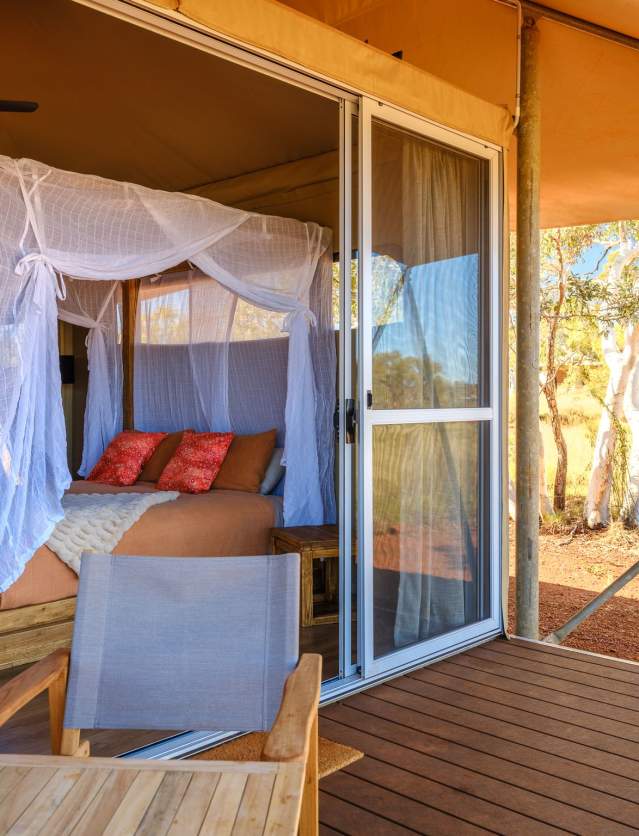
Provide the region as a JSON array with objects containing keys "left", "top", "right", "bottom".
[{"left": 319, "top": 637, "right": 639, "bottom": 834}]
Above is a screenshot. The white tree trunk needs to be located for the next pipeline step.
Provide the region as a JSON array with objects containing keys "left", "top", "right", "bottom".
[
  {"left": 585, "top": 324, "right": 639, "bottom": 527},
  {"left": 585, "top": 238, "right": 639, "bottom": 528},
  {"left": 508, "top": 477, "right": 516, "bottom": 520},
  {"left": 623, "top": 349, "right": 639, "bottom": 524}
]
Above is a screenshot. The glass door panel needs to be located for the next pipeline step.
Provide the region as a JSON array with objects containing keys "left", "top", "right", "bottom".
[
  {"left": 372, "top": 421, "right": 490, "bottom": 658},
  {"left": 360, "top": 99, "right": 500, "bottom": 677}
]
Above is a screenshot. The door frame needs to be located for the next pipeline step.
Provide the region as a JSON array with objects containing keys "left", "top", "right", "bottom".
[
  {"left": 356, "top": 97, "right": 503, "bottom": 679},
  {"left": 63, "top": 0, "right": 506, "bottom": 758}
]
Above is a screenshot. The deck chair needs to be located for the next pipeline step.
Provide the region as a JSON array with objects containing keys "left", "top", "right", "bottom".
[{"left": 0, "top": 552, "right": 322, "bottom": 835}]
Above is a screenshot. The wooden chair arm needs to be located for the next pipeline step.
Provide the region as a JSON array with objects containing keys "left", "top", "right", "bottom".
[
  {"left": 0, "top": 649, "right": 70, "bottom": 754},
  {"left": 263, "top": 654, "right": 322, "bottom": 836},
  {"left": 262, "top": 653, "right": 322, "bottom": 764},
  {"left": 0, "top": 649, "right": 69, "bottom": 726}
]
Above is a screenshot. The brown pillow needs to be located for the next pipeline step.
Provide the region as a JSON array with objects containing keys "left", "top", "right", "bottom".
[
  {"left": 138, "top": 430, "right": 190, "bottom": 482},
  {"left": 213, "top": 429, "right": 277, "bottom": 493}
]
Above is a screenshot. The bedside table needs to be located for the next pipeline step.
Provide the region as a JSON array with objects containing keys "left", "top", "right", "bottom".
[{"left": 270, "top": 525, "right": 339, "bottom": 627}]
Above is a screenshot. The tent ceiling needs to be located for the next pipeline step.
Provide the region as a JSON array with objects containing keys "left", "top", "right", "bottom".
[
  {"left": 281, "top": 0, "right": 639, "bottom": 38},
  {"left": 280, "top": 0, "right": 639, "bottom": 228},
  {"left": 0, "top": 0, "right": 338, "bottom": 193},
  {"left": 2, "top": 0, "right": 636, "bottom": 228},
  {"left": 525, "top": 1, "right": 639, "bottom": 40}
]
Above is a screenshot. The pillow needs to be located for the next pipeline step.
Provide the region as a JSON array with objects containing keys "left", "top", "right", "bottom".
[
  {"left": 260, "top": 448, "right": 285, "bottom": 495},
  {"left": 87, "top": 431, "right": 167, "bottom": 486},
  {"left": 157, "top": 431, "right": 234, "bottom": 494},
  {"left": 138, "top": 430, "right": 192, "bottom": 482},
  {"left": 213, "top": 429, "right": 277, "bottom": 493}
]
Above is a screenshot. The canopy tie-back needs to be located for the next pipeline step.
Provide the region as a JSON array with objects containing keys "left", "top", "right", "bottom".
[
  {"left": 85, "top": 321, "right": 107, "bottom": 351},
  {"left": 282, "top": 306, "right": 317, "bottom": 332},
  {"left": 13, "top": 160, "right": 67, "bottom": 306},
  {"left": 14, "top": 253, "right": 67, "bottom": 308}
]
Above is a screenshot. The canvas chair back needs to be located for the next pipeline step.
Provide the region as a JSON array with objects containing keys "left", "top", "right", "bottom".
[{"left": 63, "top": 553, "right": 300, "bottom": 732}]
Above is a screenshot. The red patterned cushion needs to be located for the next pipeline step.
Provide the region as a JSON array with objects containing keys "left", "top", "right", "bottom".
[
  {"left": 87, "top": 431, "right": 168, "bottom": 486},
  {"left": 157, "top": 431, "right": 235, "bottom": 493}
]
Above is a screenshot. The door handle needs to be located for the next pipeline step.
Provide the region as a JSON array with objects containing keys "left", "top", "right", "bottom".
[
  {"left": 345, "top": 398, "right": 356, "bottom": 444},
  {"left": 334, "top": 399, "right": 358, "bottom": 444}
]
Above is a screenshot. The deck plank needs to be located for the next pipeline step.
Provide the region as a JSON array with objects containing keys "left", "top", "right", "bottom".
[
  {"left": 488, "top": 640, "right": 639, "bottom": 685},
  {"left": 319, "top": 791, "right": 416, "bottom": 835},
  {"left": 319, "top": 638, "right": 639, "bottom": 834},
  {"left": 507, "top": 637, "right": 639, "bottom": 675},
  {"left": 320, "top": 716, "right": 638, "bottom": 833},
  {"left": 377, "top": 679, "right": 639, "bottom": 783},
  {"left": 418, "top": 659, "right": 639, "bottom": 746},
  {"left": 449, "top": 651, "right": 639, "bottom": 725},
  {"left": 320, "top": 707, "right": 639, "bottom": 828},
  {"left": 466, "top": 647, "right": 639, "bottom": 712},
  {"left": 321, "top": 771, "right": 491, "bottom": 835}
]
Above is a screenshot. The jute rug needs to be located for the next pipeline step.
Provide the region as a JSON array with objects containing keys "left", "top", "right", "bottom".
[{"left": 192, "top": 732, "right": 363, "bottom": 779}]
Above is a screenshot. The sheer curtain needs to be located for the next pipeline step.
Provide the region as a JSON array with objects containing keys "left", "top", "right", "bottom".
[
  {"left": 135, "top": 271, "right": 236, "bottom": 433},
  {"left": 0, "top": 155, "right": 332, "bottom": 590},
  {"left": 371, "top": 131, "right": 484, "bottom": 649},
  {"left": 134, "top": 245, "right": 336, "bottom": 524},
  {"left": 57, "top": 277, "right": 122, "bottom": 475},
  {"left": 396, "top": 136, "right": 483, "bottom": 647}
]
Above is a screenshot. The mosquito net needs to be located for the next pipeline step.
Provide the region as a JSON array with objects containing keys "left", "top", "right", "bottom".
[{"left": 0, "top": 155, "right": 335, "bottom": 591}]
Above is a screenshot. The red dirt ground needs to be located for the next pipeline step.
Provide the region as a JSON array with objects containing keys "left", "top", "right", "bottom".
[{"left": 507, "top": 522, "right": 639, "bottom": 662}]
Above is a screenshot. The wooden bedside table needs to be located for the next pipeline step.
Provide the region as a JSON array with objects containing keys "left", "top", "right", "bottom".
[{"left": 271, "top": 525, "right": 339, "bottom": 627}]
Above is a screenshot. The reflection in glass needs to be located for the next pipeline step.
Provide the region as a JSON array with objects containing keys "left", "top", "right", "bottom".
[
  {"left": 371, "top": 119, "right": 488, "bottom": 410},
  {"left": 372, "top": 422, "right": 489, "bottom": 658}
]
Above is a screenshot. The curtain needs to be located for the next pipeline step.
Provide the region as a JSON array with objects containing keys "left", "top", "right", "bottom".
[
  {"left": 0, "top": 155, "right": 331, "bottom": 590},
  {"left": 397, "top": 137, "right": 482, "bottom": 647},
  {"left": 371, "top": 131, "right": 484, "bottom": 649},
  {"left": 57, "top": 277, "right": 122, "bottom": 475},
  {"left": 134, "top": 246, "right": 336, "bottom": 524}
]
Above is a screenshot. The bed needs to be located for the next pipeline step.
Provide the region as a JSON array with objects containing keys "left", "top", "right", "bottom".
[{"left": 0, "top": 481, "right": 283, "bottom": 668}]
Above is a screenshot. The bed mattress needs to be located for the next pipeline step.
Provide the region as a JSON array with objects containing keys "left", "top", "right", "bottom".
[{"left": 0, "top": 481, "right": 283, "bottom": 611}]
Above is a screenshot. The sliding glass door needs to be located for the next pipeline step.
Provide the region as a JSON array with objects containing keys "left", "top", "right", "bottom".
[{"left": 358, "top": 99, "right": 501, "bottom": 677}]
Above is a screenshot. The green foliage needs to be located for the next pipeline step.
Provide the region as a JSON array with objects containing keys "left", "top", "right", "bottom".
[
  {"left": 510, "top": 220, "right": 639, "bottom": 523},
  {"left": 510, "top": 221, "right": 639, "bottom": 371}
]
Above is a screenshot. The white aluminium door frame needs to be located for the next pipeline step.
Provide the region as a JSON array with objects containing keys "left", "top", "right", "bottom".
[
  {"left": 357, "top": 97, "right": 503, "bottom": 679},
  {"left": 337, "top": 98, "right": 358, "bottom": 680}
]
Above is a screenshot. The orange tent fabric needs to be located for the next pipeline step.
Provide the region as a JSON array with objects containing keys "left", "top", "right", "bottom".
[{"left": 279, "top": 0, "right": 639, "bottom": 227}]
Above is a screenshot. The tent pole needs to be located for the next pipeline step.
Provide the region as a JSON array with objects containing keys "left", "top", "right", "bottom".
[
  {"left": 122, "top": 279, "right": 140, "bottom": 430},
  {"left": 515, "top": 16, "right": 541, "bottom": 639}
]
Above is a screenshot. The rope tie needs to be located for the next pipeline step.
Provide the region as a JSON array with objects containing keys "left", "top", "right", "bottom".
[
  {"left": 14, "top": 253, "right": 67, "bottom": 301},
  {"left": 282, "top": 307, "right": 317, "bottom": 333}
]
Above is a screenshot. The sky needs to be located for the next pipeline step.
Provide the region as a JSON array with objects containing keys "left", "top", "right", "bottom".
[{"left": 573, "top": 243, "right": 608, "bottom": 278}]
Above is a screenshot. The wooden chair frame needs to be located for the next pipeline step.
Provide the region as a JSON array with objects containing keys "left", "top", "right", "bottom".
[{"left": 0, "top": 649, "right": 322, "bottom": 835}]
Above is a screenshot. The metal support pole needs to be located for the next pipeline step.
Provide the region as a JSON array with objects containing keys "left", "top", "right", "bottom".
[
  {"left": 515, "top": 18, "right": 541, "bottom": 638},
  {"left": 544, "top": 558, "right": 639, "bottom": 644}
]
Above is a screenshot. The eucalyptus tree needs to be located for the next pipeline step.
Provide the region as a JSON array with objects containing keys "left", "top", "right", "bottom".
[
  {"left": 539, "top": 225, "right": 598, "bottom": 512},
  {"left": 584, "top": 221, "right": 639, "bottom": 527}
]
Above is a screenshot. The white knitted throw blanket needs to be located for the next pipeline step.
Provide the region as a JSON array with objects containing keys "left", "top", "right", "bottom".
[{"left": 47, "top": 491, "right": 179, "bottom": 574}]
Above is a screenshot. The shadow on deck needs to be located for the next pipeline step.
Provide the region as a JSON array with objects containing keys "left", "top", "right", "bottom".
[{"left": 319, "top": 637, "right": 639, "bottom": 834}]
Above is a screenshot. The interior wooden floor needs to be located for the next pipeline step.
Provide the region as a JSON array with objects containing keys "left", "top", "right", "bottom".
[{"left": 318, "top": 637, "right": 639, "bottom": 834}]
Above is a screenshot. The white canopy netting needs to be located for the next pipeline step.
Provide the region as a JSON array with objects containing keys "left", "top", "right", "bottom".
[{"left": 0, "top": 155, "right": 335, "bottom": 591}]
